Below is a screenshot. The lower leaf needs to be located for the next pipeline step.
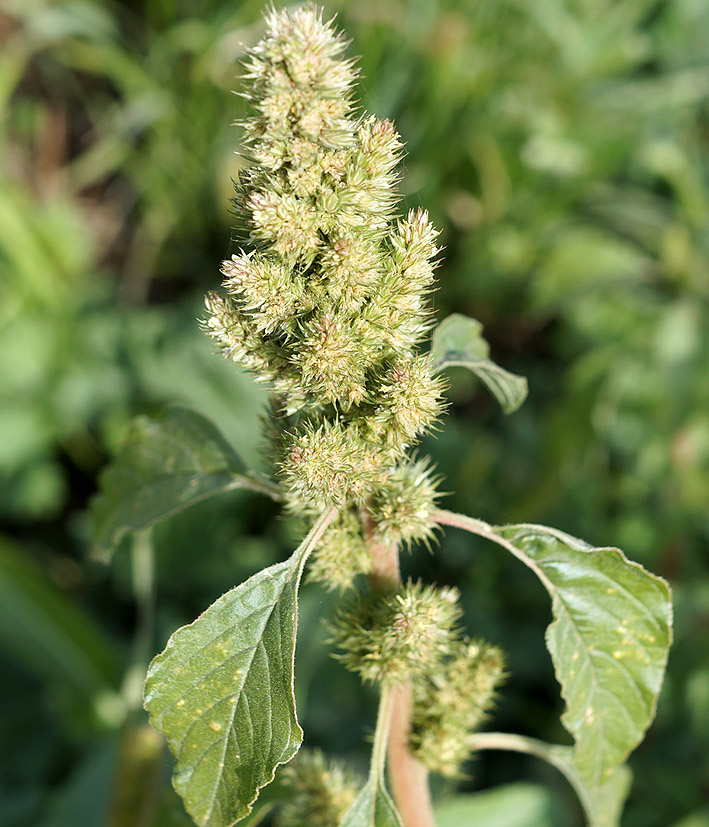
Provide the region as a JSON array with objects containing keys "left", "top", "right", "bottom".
[{"left": 144, "top": 508, "right": 335, "bottom": 827}]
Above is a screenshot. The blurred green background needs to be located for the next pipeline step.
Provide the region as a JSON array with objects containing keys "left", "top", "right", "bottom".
[{"left": 1, "top": 0, "right": 707, "bottom": 824}]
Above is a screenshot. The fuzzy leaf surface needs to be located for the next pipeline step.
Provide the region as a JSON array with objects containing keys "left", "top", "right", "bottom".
[
  {"left": 430, "top": 313, "right": 528, "bottom": 413},
  {"left": 144, "top": 510, "right": 334, "bottom": 826},
  {"left": 492, "top": 521, "right": 671, "bottom": 786},
  {"left": 144, "top": 556, "right": 301, "bottom": 827},
  {"left": 340, "top": 777, "right": 403, "bottom": 827},
  {"left": 435, "top": 512, "right": 672, "bottom": 789},
  {"left": 92, "top": 406, "right": 275, "bottom": 560}
]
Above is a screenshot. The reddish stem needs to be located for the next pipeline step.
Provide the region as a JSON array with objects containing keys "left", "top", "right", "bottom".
[
  {"left": 362, "top": 510, "right": 436, "bottom": 827},
  {"left": 388, "top": 683, "right": 435, "bottom": 827}
]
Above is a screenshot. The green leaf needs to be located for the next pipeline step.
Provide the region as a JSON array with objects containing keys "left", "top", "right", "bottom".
[
  {"left": 495, "top": 524, "right": 671, "bottom": 786},
  {"left": 144, "top": 508, "right": 336, "bottom": 827},
  {"left": 340, "top": 778, "right": 403, "bottom": 827},
  {"left": 434, "top": 512, "right": 672, "bottom": 789},
  {"left": 430, "top": 314, "right": 528, "bottom": 413},
  {"left": 92, "top": 405, "right": 278, "bottom": 560},
  {"left": 544, "top": 747, "right": 632, "bottom": 827}
]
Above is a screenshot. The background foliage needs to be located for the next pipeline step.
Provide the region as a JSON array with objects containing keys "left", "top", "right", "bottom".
[{"left": 1, "top": 0, "right": 707, "bottom": 824}]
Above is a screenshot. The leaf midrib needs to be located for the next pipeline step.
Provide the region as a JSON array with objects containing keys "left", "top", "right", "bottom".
[{"left": 200, "top": 565, "right": 297, "bottom": 825}]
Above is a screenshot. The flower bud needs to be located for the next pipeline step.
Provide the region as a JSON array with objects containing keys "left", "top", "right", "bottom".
[
  {"left": 368, "top": 356, "right": 447, "bottom": 450},
  {"left": 307, "top": 508, "right": 372, "bottom": 592},
  {"left": 279, "top": 419, "right": 378, "bottom": 507},
  {"left": 369, "top": 458, "right": 442, "bottom": 548}
]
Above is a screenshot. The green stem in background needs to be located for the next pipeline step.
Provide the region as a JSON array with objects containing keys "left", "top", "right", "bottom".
[
  {"left": 364, "top": 513, "right": 436, "bottom": 827},
  {"left": 468, "top": 732, "right": 596, "bottom": 824},
  {"left": 109, "top": 529, "right": 163, "bottom": 827},
  {"left": 122, "top": 529, "right": 156, "bottom": 712}
]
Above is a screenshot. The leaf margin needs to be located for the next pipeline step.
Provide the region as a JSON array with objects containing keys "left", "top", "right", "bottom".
[{"left": 92, "top": 404, "right": 279, "bottom": 561}]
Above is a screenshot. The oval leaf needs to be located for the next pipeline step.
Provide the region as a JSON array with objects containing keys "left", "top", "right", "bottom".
[
  {"left": 434, "top": 512, "right": 672, "bottom": 788},
  {"left": 494, "top": 524, "right": 672, "bottom": 786},
  {"left": 144, "top": 509, "right": 335, "bottom": 827},
  {"left": 430, "top": 314, "right": 528, "bottom": 413},
  {"left": 92, "top": 406, "right": 278, "bottom": 560},
  {"left": 340, "top": 778, "right": 403, "bottom": 827}
]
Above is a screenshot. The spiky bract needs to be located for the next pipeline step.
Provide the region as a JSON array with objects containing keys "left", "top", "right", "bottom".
[{"left": 275, "top": 748, "right": 359, "bottom": 827}]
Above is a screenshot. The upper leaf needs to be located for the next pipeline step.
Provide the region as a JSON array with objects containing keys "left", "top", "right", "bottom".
[
  {"left": 491, "top": 522, "right": 672, "bottom": 787},
  {"left": 92, "top": 406, "right": 277, "bottom": 560},
  {"left": 430, "top": 314, "right": 528, "bottom": 413},
  {"left": 144, "top": 508, "right": 335, "bottom": 827},
  {"left": 340, "top": 777, "right": 403, "bottom": 827}
]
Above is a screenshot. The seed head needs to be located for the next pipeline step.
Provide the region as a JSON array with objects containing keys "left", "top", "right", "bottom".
[
  {"left": 307, "top": 508, "right": 372, "bottom": 592},
  {"left": 203, "top": 5, "right": 449, "bottom": 517}
]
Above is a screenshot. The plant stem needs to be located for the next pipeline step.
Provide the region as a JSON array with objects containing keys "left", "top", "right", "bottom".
[
  {"left": 363, "top": 511, "right": 400, "bottom": 591},
  {"left": 364, "top": 512, "right": 436, "bottom": 827},
  {"left": 370, "top": 683, "right": 394, "bottom": 783},
  {"left": 388, "top": 682, "right": 435, "bottom": 827},
  {"left": 467, "top": 731, "right": 596, "bottom": 822}
]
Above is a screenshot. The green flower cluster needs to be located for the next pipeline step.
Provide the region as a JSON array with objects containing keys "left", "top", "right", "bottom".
[
  {"left": 275, "top": 748, "right": 358, "bottom": 827},
  {"left": 332, "top": 582, "right": 462, "bottom": 685},
  {"left": 204, "top": 3, "right": 507, "bottom": 785},
  {"left": 333, "top": 582, "right": 505, "bottom": 775},
  {"left": 412, "top": 641, "right": 505, "bottom": 778},
  {"left": 203, "top": 5, "right": 445, "bottom": 571}
]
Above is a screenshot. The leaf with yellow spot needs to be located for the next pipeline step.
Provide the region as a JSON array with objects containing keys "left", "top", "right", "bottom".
[
  {"left": 144, "top": 508, "right": 335, "bottom": 826},
  {"left": 435, "top": 512, "right": 672, "bottom": 790}
]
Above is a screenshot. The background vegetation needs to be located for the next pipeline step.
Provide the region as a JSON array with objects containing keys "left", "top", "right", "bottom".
[{"left": 1, "top": 0, "right": 707, "bottom": 824}]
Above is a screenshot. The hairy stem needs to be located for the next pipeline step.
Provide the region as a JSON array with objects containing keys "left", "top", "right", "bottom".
[{"left": 363, "top": 511, "right": 436, "bottom": 827}]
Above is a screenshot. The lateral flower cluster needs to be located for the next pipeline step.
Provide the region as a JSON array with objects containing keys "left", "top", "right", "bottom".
[{"left": 203, "top": 5, "right": 445, "bottom": 558}]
